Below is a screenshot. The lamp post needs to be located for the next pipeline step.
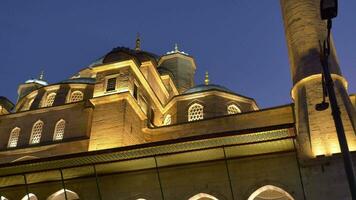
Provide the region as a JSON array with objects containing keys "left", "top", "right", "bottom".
[{"left": 318, "top": 0, "right": 356, "bottom": 199}]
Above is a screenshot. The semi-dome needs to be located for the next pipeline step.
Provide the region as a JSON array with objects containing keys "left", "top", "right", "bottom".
[
  {"left": 183, "top": 84, "right": 254, "bottom": 99},
  {"left": 61, "top": 77, "right": 96, "bottom": 84},
  {"left": 183, "top": 84, "right": 235, "bottom": 95},
  {"left": 88, "top": 47, "right": 159, "bottom": 68}
]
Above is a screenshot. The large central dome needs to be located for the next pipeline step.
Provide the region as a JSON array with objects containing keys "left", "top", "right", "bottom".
[{"left": 88, "top": 47, "right": 159, "bottom": 67}]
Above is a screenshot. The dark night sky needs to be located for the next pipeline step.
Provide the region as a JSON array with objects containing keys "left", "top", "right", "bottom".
[{"left": 0, "top": 1, "right": 355, "bottom": 108}]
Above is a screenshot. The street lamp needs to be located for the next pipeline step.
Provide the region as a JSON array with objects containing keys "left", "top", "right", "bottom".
[
  {"left": 318, "top": 0, "right": 356, "bottom": 199},
  {"left": 320, "top": 0, "right": 338, "bottom": 20}
]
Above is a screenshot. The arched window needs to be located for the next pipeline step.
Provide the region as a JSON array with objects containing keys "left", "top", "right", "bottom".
[
  {"left": 188, "top": 193, "right": 219, "bottom": 200},
  {"left": 30, "top": 120, "right": 44, "bottom": 144},
  {"left": 43, "top": 92, "right": 56, "bottom": 107},
  {"left": 188, "top": 103, "right": 204, "bottom": 121},
  {"left": 69, "top": 91, "right": 84, "bottom": 103},
  {"left": 1, "top": 196, "right": 9, "bottom": 200},
  {"left": 47, "top": 189, "right": 80, "bottom": 200},
  {"left": 8, "top": 127, "right": 20, "bottom": 148},
  {"left": 227, "top": 104, "right": 241, "bottom": 114},
  {"left": 163, "top": 114, "right": 172, "bottom": 125},
  {"left": 53, "top": 119, "right": 65, "bottom": 141},
  {"left": 248, "top": 185, "right": 294, "bottom": 200},
  {"left": 21, "top": 193, "right": 38, "bottom": 200}
]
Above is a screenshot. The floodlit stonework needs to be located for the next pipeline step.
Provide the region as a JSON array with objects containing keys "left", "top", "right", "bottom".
[{"left": 0, "top": 0, "right": 355, "bottom": 199}]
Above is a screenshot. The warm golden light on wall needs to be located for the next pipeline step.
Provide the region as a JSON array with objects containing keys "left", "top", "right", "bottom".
[
  {"left": 313, "top": 136, "right": 356, "bottom": 157},
  {"left": 291, "top": 74, "right": 348, "bottom": 100}
]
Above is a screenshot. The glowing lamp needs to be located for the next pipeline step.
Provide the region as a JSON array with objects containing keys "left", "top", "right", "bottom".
[{"left": 320, "top": 0, "right": 338, "bottom": 20}]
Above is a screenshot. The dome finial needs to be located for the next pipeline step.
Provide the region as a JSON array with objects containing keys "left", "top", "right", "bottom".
[
  {"left": 204, "top": 71, "right": 210, "bottom": 85},
  {"left": 39, "top": 70, "right": 45, "bottom": 80},
  {"left": 174, "top": 43, "right": 179, "bottom": 52},
  {"left": 135, "top": 33, "right": 141, "bottom": 51},
  {"left": 166, "top": 43, "right": 189, "bottom": 55}
]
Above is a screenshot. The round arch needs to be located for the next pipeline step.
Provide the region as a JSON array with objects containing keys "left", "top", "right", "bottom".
[
  {"left": 21, "top": 193, "right": 38, "bottom": 200},
  {"left": 11, "top": 155, "right": 39, "bottom": 163},
  {"left": 188, "top": 193, "right": 219, "bottom": 200},
  {"left": 53, "top": 119, "right": 66, "bottom": 141},
  {"left": 47, "top": 189, "right": 80, "bottom": 200},
  {"left": 247, "top": 185, "right": 294, "bottom": 200}
]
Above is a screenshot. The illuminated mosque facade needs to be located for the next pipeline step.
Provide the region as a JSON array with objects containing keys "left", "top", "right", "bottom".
[{"left": 0, "top": 0, "right": 355, "bottom": 199}]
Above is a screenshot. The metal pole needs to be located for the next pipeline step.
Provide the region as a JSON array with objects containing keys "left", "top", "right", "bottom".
[
  {"left": 23, "top": 174, "right": 30, "bottom": 200},
  {"left": 154, "top": 156, "right": 165, "bottom": 200},
  {"left": 223, "top": 147, "right": 235, "bottom": 200},
  {"left": 321, "top": 19, "right": 356, "bottom": 199},
  {"left": 59, "top": 169, "right": 68, "bottom": 200},
  {"left": 93, "top": 165, "right": 103, "bottom": 200}
]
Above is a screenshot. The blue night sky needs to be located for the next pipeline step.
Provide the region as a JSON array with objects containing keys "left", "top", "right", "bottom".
[{"left": 0, "top": 0, "right": 355, "bottom": 108}]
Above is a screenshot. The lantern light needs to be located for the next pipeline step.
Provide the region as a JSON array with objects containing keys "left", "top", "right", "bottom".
[{"left": 320, "top": 0, "right": 338, "bottom": 20}]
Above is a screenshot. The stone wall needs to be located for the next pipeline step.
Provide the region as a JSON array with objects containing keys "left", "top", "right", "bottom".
[
  {"left": 88, "top": 96, "right": 146, "bottom": 151},
  {"left": 0, "top": 102, "right": 92, "bottom": 151},
  {"left": 0, "top": 152, "right": 303, "bottom": 200},
  {"left": 175, "top": 95, "right": 254, "bottom": 124}
]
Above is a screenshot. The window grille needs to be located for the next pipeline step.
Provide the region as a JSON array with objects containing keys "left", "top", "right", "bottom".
[
  {"left": 188, "top": 103, "right": 204, "bottom": 121},
  {"left": 70, "top": 91, "right": 83, "bottom": 102},
  {"left": 227, "top": 104, "right": 241, "bottom": 114},
  {"left": 30, "top": 120, "right": 43, "bottom": 144},
  {"left": 8, "top": 127, "right": 20, "bottom": 148},
  {"left": 163, "top": 114, "right": 172, "bottom": 125},
  {"left": 53, "top": 119, "right": 65, "bottom": 141},
  {"left": 106, "top": 78, "right": 117, "bottom": 91},
  {"left": 44, "top": 92, "right": 56, "bottom": 107}
]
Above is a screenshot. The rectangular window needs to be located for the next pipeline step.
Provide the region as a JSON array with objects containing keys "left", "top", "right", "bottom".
[
  {"left": 138, "top": 95, "right": 147, "bottom": 114},
  {"left": 106, "top": 78, "right": 117, "bottom": 92},
  {"left": 150, "top": 108, "right": 155, "bottom": 125},
  {"left": 133, "top": 84, "right": 138, "bottom": 99}
]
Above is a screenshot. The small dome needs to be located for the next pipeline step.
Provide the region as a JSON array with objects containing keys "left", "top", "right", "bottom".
[
  {"left": 25, "top": 79, "right": 48, "bottom": 86},
  {"left": 183, "top": 84, "right": 234, "bottom": 94},
  {"left": 0, "top": 96, "right": 14, "bottom": 111},
  {"left": 61, "top": 77, "right": 96, "bottom": 84},
  {"left": 88, "top": 47, "right": 159, "bottom": 67}
]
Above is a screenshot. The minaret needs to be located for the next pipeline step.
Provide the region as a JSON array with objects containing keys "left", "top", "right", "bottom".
[{"left": 280, "top": 0, "right": 356, "bottom": 158}]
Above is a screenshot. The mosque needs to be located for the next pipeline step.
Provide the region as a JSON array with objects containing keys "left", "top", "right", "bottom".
[{"left": 0, "top": 0, "right": 355, "bottom": 199}]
